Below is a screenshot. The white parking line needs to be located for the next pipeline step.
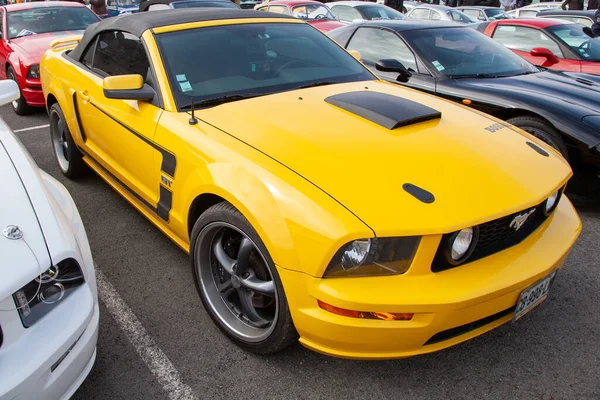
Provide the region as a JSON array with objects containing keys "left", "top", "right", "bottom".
[
  {"left": 95, "top": 269, "right": 198, "bottom": 400},
  {"left": 13, "top": 124, "right": 49, "bottom": 133}
]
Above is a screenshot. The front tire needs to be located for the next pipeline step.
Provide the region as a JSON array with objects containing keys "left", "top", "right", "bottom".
[
  {"left": 49, "top": 103, "right": 88, "bottom": 179},
  {"left": 190, "top": 202, "right": 298, "bottom": 354},
  {"left": 507, "top": 115, "right": 568, "bottom": 160},
  {"left": 7, "top": 67, "right": 32, "bottom": 116}
]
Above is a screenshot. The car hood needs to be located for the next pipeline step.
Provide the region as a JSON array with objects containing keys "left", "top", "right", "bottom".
[
  {"left": 10, "top": 31, "right": 85, "bottom": 63},
  {"left": 458, "top": 70, "right": 600, "bottom": 114},
  {"left": 307, "top": 20, "right": 346, "bottom": 32},
  {"left": 197, "top": 81, "right": 572, "bottom": 236},
  {"left": 0, "top": 140, "right": 50, "bottom": 301}
]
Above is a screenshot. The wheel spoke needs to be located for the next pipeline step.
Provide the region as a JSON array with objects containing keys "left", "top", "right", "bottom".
[
  {"left": 213, "top": 233, "right": 235, "bottom": 275},
  {"left": 218, "top": 280, "right": 235, "bottom": 299},
  {"left": 235, "top": 237, "right": 254, "bottom": 275},
  {"left": 241, "top": 274, "right": 274, "bottom": 294},
  {"left": 238, "top": 290, "right": 270, "bottom": 328}
]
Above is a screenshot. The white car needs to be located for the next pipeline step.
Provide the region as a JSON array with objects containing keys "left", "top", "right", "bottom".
[
  {"left": 506, "top": 2, "right": 562, "bottom": 18},
  {"left": 0, "top": 80, "right": 99, "bottom": 400},
  {"left": 328, "top": 1, "right": 405, "bottom": 23}
]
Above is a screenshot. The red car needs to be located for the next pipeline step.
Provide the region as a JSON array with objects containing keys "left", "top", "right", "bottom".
[
  {"left": 255, "top": 0, "right": 345, "bottom": 32},
  {"left": 0, "top": 1, "right": 100, "bottom": 115},
  {"left": 479, "top": 19, "right": 600, "bottom": 75}
]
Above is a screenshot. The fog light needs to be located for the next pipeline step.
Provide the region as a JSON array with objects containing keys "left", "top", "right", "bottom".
[
  {"left": 317, "top": 300, "right": 413, "bottom": 321},
  {"left": 544, "top": 190, "right": 560, "bottom": 214},
  {"left": 451, "top": 228, "right": 474, "bottom": 261}
]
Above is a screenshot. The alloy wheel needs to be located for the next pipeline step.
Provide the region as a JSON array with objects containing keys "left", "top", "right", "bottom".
[
  {"left": 51, "top": 111, "right": 70, "bottom": 173},
  {"left": 195, "top": 222, "right": 278, "bottom": 342}
]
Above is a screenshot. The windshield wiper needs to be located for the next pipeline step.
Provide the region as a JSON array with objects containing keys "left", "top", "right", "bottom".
[
  {"left": 450, "top": 73, "right": 501, "bottom": 79},
  {"left": 181, "top": 93, "right": 263, "bottom": 110},
  {"left": 294, "top": 81, "right": 339, "bottom": 90}
]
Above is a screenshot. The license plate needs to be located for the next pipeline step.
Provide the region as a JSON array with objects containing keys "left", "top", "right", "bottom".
[{"left": 513, "top": 271, "right": 556, "bottom": 322}]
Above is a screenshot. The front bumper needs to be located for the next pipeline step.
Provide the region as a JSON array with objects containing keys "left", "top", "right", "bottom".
[
  {"left": 21, "top": 78, "right": 44, "bottom": 108},
  {"left": 278, "top": 196, "right": 581, "bottom": 359}
]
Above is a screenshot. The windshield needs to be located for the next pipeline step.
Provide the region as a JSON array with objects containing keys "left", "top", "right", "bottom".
[
  {"left": 155, "top": 23, "right": 374, "bottom": 109},
  {"left": 356, "top": 5, "right": 404, "bottom": 20},
  {"left": 548, "top": 24, "right": 600, "bottom": 62},
  {"left": 402, "top": 27, "right": 539, "bottom": 78},
  {"left": 108, "top": 0, "right": 141, "bottom": 7},
  {"left": 446, "top": 10, "right": 474, "bottom": 23},
  {"left": 484, "top": 9, "right": 512, "bottom": 19},
  {"left": 291, "top": 4, "right": 336, "bottom": 20},
  {"left": 7, "top": 7, "right": 100, "bottom": 39},
  {"left": 171, "top": 0, "right": 238, "bottom": 7}
]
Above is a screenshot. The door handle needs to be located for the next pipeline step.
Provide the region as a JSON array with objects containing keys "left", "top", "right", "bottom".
[{"left": 79, "top": 91, "right": 90, "bottom": 102}]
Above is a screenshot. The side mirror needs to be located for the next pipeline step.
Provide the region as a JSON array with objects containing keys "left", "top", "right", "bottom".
[
  {"left": 103, "top": 74, "right": 154, "bottom": 101},
  {"left": 530, "top": 47, "right": 559, "bottom": 66},
  {"left": 583, "top": 26, "right": 597, "bottom": 38},
  {"left": 0, "top": 79, "right": 20, "bottom": 107},
  {"left": 348, "top": 50, "right": 362, "bottom": 61},
  {"left": 376, "top": 59, "right": 412, "bottom": 82}
]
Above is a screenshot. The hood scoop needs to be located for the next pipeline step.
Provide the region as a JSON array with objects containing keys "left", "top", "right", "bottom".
[{"left": 325, "top": 91, "right": 441, "bottom": 130}]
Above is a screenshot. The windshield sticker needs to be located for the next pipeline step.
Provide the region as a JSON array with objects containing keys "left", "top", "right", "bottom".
[
  {"left": 176, "top": 74, "right": 187, "bottom": 82},
  {"left": 432, "top": 60, "right": 445, "bottom": 71},
  {"left": 179, "top": 81, "right": 192, "bottom": 93},
  {"left": 17, "top": 29, "right": 36, "bottom": 38}
]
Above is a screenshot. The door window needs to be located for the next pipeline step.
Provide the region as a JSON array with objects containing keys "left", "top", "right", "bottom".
[
  {"left": 347, "top": 27, "right": 417, "bottom": 71},
  {"left": 408, "top": 8, "right": 430, "bottom": 19},
  {"left": 330, "top": 5, "right": 362, "bottom": 22},
  {"left": 81, "top": 31, "right": 151, "bottom": 79},
  {"left": 268, "top": 5, "right": 289, "bottom": 14},
  {"left": 492, "top": 25, "right": 563, "bottom": 57},
  {"left": 431, "top": 10, "right": 442, "bottom": 20}
]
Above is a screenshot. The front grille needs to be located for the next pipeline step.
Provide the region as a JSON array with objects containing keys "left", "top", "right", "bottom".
[
  {"left": 432, "top": 190, "right": 563, "bottom": 272},
  {"left": 424, "top": 306, "right": 516, "bottom": 345}
]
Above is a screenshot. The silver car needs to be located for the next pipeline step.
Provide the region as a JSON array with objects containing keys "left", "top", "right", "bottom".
[{"left": 406, "top": 4, "right": 475, "bottom": 24}]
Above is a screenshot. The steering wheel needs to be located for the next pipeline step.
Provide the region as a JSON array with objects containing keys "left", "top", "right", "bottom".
[
  {"left": 274, "top": 60, "right": 306, "bottom": 76},
  {"left": 314, "top": 14, "right": 327, "bottom": 19},
  {"left": 459, "top": 46, "right": 481, "bottom": 66}
]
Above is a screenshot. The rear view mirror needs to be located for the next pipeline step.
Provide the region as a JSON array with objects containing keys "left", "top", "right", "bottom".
[
  {"left": 0, "top": 79, "right": 20, "bottom": 107},
  {"left": 530, "top": 47, "right": 559, "bottom": 66},
  {"left": 103, "top": 74, "right": 154, "bottom": 101},
  {"left": 376, "top": 59, "right": 412, "bottom": 83},
  {"left": 583, "top": 26, "right": 597, "bottom": 38},
  {"left": 348, "top": 50, "right": 362, "bottom": 61}
]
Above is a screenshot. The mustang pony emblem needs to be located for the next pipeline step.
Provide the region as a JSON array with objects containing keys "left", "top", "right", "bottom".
[{"left": 510, "top": 209, "right": 536, "bottom": 231}]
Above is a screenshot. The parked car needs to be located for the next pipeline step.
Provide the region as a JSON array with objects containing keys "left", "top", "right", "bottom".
[
  {"left": 406, "top": 5, "right": 475, "bottom": 24},
  {"left": 0, "top": 1, "right": 100, "bottom": 115},
  {"left": 255, "top": 0, "right": 344, "bottom": 31},
  {"left": 0, "top": 79, "right": 99, "bottom": 399},
  {"left": 506, "top": 2, "right": 562, "bottom": 18},
  {"left": 107, "top": 0, "right": 140, "bottom": 16},
  {"left": 455, "top": 6, "right": 512, "bottom": 21},
  {"left": 139, "top": 0, "right": 238, "bottom": 10},
  {"left": 537, "top": 9, "right": 597, "bottom": 28},
  {"left": 42, "top": 9, "right": 581, "bottom": 358},
  {"left": 478, "top": 19, "right": 600, "bottom": 75},
  {"left": 328, "top": 20, "right": 600, "bottom": 193},
  {"left": 328, "top": 1, "right": 404, "bottom": 24}
]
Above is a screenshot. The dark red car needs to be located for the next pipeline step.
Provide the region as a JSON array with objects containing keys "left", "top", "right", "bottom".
[
  {"left": 255, "top": 0, "right": 345, "bottom": 32},
  {"left": 0, "top": 1, "right": 100, "bottom": 115},
  {"left": 478, "top": 19, "right": 600, "bottom": 76}
]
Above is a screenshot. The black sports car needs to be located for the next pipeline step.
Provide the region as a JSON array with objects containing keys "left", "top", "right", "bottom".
[{"left": 328, "top": 21, "right": 600, "bottom": 193}]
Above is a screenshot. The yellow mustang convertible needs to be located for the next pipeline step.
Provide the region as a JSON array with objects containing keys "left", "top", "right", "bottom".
[{"left": 41, "top": 9, "right": 581, "bottom": 359}]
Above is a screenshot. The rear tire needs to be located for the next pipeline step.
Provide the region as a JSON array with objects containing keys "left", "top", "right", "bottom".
[
  {"left": 7, "top": 67, "right": 32, "bottom": 116},
  {"left": 190, "top": 202, "right": 298, "bottom": 354},
  {"left": 507, "top": 115, "right": 568, "bottom": 160},
  {"left": 49, "top": 103, "right": 88, "bottom": 179}
]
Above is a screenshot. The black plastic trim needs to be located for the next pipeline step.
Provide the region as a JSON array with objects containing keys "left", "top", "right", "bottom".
[
  {"left": 424, "top": 306, "right": 516, "bottom": 345},
  {"left": 325, "top": 91, "right": 441, "bottom": 130},
  {"left": 72, "top": 92, "right": 86, "bottom": 142},
  {"left": 403, "top": 183, "right": 435, "bottom": 203},
  {"left": 103, "top": 84, "right": 155, "bottom": 101},
  {"left": 526, "top": 141, "right": 549, "bottom": 157}
]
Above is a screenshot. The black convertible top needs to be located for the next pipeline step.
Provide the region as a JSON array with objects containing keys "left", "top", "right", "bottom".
[{"left": 69, "top": 8, "right": 292, "bottom": 60}]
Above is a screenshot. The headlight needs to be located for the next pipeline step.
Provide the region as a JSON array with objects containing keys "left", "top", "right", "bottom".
[
  {"left": 13, "top": 258, "right": 85, "bottom": 327},
  {"left": 441, "top": 227, "right": 479, "bottom": 266},
  {"left": 27, "top": 65, "right": 40, "bottom": 79},
  {"left": 544, "top": 189, "right": 561, "bottom": 215},
  {"left": 324, "top": 237, "right": 420, "bottom": 278}
]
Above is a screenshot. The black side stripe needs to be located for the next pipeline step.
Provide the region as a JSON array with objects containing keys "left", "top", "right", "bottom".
[
  {"left": 90, "top": 102, "right": 177, "bottom": 177},
  {"left": 78, "top": 145, "right": 172, "bottom": 222},
  {"left": 72, "top": 92, "right": 86, "bottom": 142}
]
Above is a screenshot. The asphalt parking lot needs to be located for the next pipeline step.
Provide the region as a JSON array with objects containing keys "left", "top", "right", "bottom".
[{"left": 4, "top": 105, "right": 600, "bottom": 400}]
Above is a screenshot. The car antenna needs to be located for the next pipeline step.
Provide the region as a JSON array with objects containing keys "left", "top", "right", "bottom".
[{"left": 189, "top": 97, "right": 198, "bottom": 125}]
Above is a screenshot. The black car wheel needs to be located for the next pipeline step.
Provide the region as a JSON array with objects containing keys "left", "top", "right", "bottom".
[
  {"left": 7, "top": 67, "right": 32, "bottom": 116},
  {"left": 49, "top": 103, "right": 88, "bottom": 178},
  {"left": 507, "top": 116, "right": 569, "bottom": 160},
  {"left": 190, "top": 202, "right": 298, "bottom": 354}
]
